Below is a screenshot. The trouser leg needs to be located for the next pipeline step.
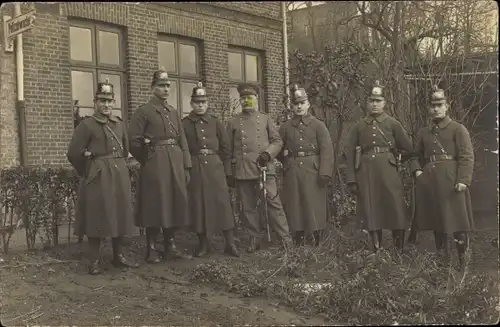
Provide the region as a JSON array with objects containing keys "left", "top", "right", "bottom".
[
  {"left": 237, "top": 181, "right": 261, "bottom": 252},
  {"left": 265, "top": 177, "right": 292, "bottom": 249}
]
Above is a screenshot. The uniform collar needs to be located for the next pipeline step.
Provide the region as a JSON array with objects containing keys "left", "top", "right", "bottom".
[
  {"left": 364, "top": 112, "right": 388, "bottom": 124},
  {"left": 291, "top": 113, "right": 312, "bottom": 126},
  {"left": 92, "top": 113, "right": 119, "bottom": 124},
  {"left": 432, "top": 116, "right": 452, "bottom": 129},
  {"left": 149, "top": 95, "right": 172, "bottom": 112},
  {"left": 187, "top": 111, "right": 210, "bottom": 123},
  {"left": 240, "top": 110, "right": 260, "bottom": 119}
]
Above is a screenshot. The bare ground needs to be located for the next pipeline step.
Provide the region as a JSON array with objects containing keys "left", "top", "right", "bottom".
[{"left": 0, "top": 214, "right": 498, "bottom": 325}]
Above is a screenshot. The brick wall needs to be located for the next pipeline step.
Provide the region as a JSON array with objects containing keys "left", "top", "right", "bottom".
[
  {"left": 0, "top": 5, "right": 20, "bottom": 168},
  {"left": 0, "top": 2, "right": 285, "bottom": 166}
]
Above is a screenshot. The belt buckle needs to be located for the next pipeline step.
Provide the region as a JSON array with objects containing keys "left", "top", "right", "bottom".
[
  {"left": 373, "top": 147, "right": 380, "bottom": 153},
  {"left": 167, "top": 139, "right": 176, "bottom": 145},
  {"left": 200, "top": 149, "right": 209, "bottom": 155},
  {"left": 430, "top": 155, "right": 436, "bottom": 162},
  {"left": 297, "top": 151, "right": 305, "bottom": 157}
]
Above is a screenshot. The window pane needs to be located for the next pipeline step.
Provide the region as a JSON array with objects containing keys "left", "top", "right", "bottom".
[
  {"left": 167, "top": 80, "right": 178, "bottom": 109},
  {"left": 181, "top": 82, "right": 198, "bottom": 117},
  {"left": 229, "top": 87, "right": 242, "bottom": 115},
  {"left": 228, "top": 52, "right": 243, "bottom": 80},
  {"left": 71, "top": 70, "right": 94, "bottom": 108},
  {"left": 98, "top": 31, "right": 120, "bottom": 65},
  {"left": 158, "top": 41, "right": 177, "bottom": 73},
  {"left": 100, "top": 73, "right": 122, "bottom": 108},
  {"left": 245, "top": 54, "right": 259, "bottom": 82},
  {"left": 179, "top": 44, "right": 197, "bottom": 75},
  {"left": 70, "top": 26, "right": 92, "bottom": 62}
]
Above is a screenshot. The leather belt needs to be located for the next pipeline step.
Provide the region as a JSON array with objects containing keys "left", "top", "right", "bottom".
[
  {"left": 155, "top": 138, "right": 178, "bottom": 146},
  {"left": 192, "top": 149, "right": 217, "bottom": 155},
  {"left": 427, "top": 154, "right": 454, "bottom": 163},
  {"left": 92, "top": 153, "right": 123, "bottom": 160},
  {"left": 291, "top": 151, "right": 318, "bottom": 157},
  {"left": 362, "top": 146, "right": 391, "bottom": 155}
]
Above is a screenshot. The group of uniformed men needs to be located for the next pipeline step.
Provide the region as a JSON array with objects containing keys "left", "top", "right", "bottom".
[{"left": 67, "top": 69, "right": 475, "bottom": 275}]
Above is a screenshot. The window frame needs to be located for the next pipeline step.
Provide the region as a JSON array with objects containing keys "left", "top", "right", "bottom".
[
  {"left": 227, "top": 47, "right": 265, "bottom": 113},
  {"left": 69, "top": 20, "right": 127, "bottom": 125},
  {"left": 158, "top": 35, "right": 202, "bottom": 117}
]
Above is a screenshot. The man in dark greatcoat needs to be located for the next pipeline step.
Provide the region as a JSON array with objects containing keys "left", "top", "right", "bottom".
[
  {"left": 67, "top": 79, "right": 138, "bottom": 275},
  {"left": 182, "top": 82, "right": 240, "bottom": 257},
  {"left": 346, "top": 80, "right": 420, "bottom": 255},
  {"left": 278, "top": 85, "right": 334, "bottom": 246},
  {"left": 412, "top": 85, "right": 475, "bottom": 269},
  {"left": 225, "top": 83, "right": 293, "bottom": 253},
  {"left": 128, "top": 69, "right": 192, "bottom": 263}
]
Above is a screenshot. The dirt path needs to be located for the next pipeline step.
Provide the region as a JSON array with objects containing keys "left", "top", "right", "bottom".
[
  {"left": 1, "top": 214, "right": 497, "bottom": 325},
  {"left": 0, "top": 244, "right": 327, "bottom": 326}
]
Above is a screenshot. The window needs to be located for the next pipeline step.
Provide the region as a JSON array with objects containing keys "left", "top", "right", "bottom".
[
  {"left": 69, "top": 21, "right": 126, "bottom": 125},
  {"left": 158, "top": 35, "right": 202, "bottom": 117},
  {"left": 227, "top": 48, "right": 264, "bottom": 114}
]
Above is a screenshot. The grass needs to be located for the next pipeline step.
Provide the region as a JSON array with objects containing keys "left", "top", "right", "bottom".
[{"left": 189, "top": 224, "right": 499, "bottom": 325}]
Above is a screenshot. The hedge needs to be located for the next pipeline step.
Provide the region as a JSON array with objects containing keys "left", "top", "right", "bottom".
[{"left": 0, "top": 160, "right": 363, "bottom": 254}]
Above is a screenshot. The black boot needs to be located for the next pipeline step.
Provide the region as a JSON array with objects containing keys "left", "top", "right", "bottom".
[
  {"left": 454, "top": 232, "right": 470, "bottom": 271},
  {"left": 313, "top": 230, "right": 322, "bottom": 247},
  {"left": 294, "top": 231, "right": 305, "bottom": 247},
  {"left": 112, "top": 237, "right": 139, "bottom": 268},
  {"left": 392, "top": 229, "right": 405, "bottom": 253},
  {"left": 145, "top": 227, "right": 161, "bottom": 264},
  {"left": 88, "top": 237, "right": 102, "bottom": 275},
  {"left": 223, "top": 229, "right": 240, "bottom": 257},
  {"left": 162, "top": 228, "right": 190, "bottom": 260},
  {"left": 369, "top": 230, "right": 383, "bottom": 253},
  {"left": 247, "top": 237, "right": 261, "bottom": 253},
  {"left": 195, "top": 233, "right": 210, "bottom": 257},
  {"left": 434, "top": 231, "right": 450, "bottom": 267}
]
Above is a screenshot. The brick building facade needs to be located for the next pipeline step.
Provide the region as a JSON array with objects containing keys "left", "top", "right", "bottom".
[{"left": 0, "top": 2, "right": 286, "bottom": 167}]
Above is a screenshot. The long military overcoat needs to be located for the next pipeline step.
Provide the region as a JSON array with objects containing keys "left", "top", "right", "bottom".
[
  {"left": 412, "top": 116, "right": 475, "bottom": 233},
  {"left": 278, "top": 114, "right": 334, "bottom": 233},
  {"left": 67, "top": 115, "right": 134, "bottom": 238},
  {"left": 224, "top": 111, "right": 283, "bottom": 180},
  {"left": 182, "top": 112, "right": 234, "bottom": 235},
  {"left": 128, "top": 96, "right": 192, "bottom": 229},
  {"left": 346, "top": 112, "right": 419, "bottom": 231}
]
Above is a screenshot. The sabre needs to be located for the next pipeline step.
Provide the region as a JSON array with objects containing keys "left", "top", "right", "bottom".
[{"left": 259, "top": 165, "right": 271, "bottom": 243}]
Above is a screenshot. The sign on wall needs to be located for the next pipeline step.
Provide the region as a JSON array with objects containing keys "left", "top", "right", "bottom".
[{"left": 3, "top": 10, "right": 35, "bottom": 53}]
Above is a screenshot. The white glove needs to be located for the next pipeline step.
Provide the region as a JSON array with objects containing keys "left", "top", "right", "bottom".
[
  {"left": 144, "top": 138, "right": 151, "bottom": 145},
  {"left": 84, "top": 151, "right": 92, "bottom": 157},
  {"left": 415, "top": 170, "right": 423, "bottom": 178},
  {"left": 454, "top": 183, "right": 467, "bottom": 192}
]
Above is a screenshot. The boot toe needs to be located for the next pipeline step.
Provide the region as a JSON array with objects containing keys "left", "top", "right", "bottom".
[
  {"left": 224, "top": 244, "right": 240, "bottom": 257},
  {"left": 88, "top": 261, "right": 102, "bottom": 275}
]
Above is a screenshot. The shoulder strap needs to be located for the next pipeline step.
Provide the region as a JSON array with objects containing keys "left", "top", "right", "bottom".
[
  {"left": 104, "top": 124, "right": 124, "bottom": 151},
  {"left": 373, "top": 121, "right": 393, "bottom": 148},
  {"left": 431, "top": 126, "right": 447, "bottom": 154},
  {"left": 158, "top": 109, "right": 179, "bottom": 136}
]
